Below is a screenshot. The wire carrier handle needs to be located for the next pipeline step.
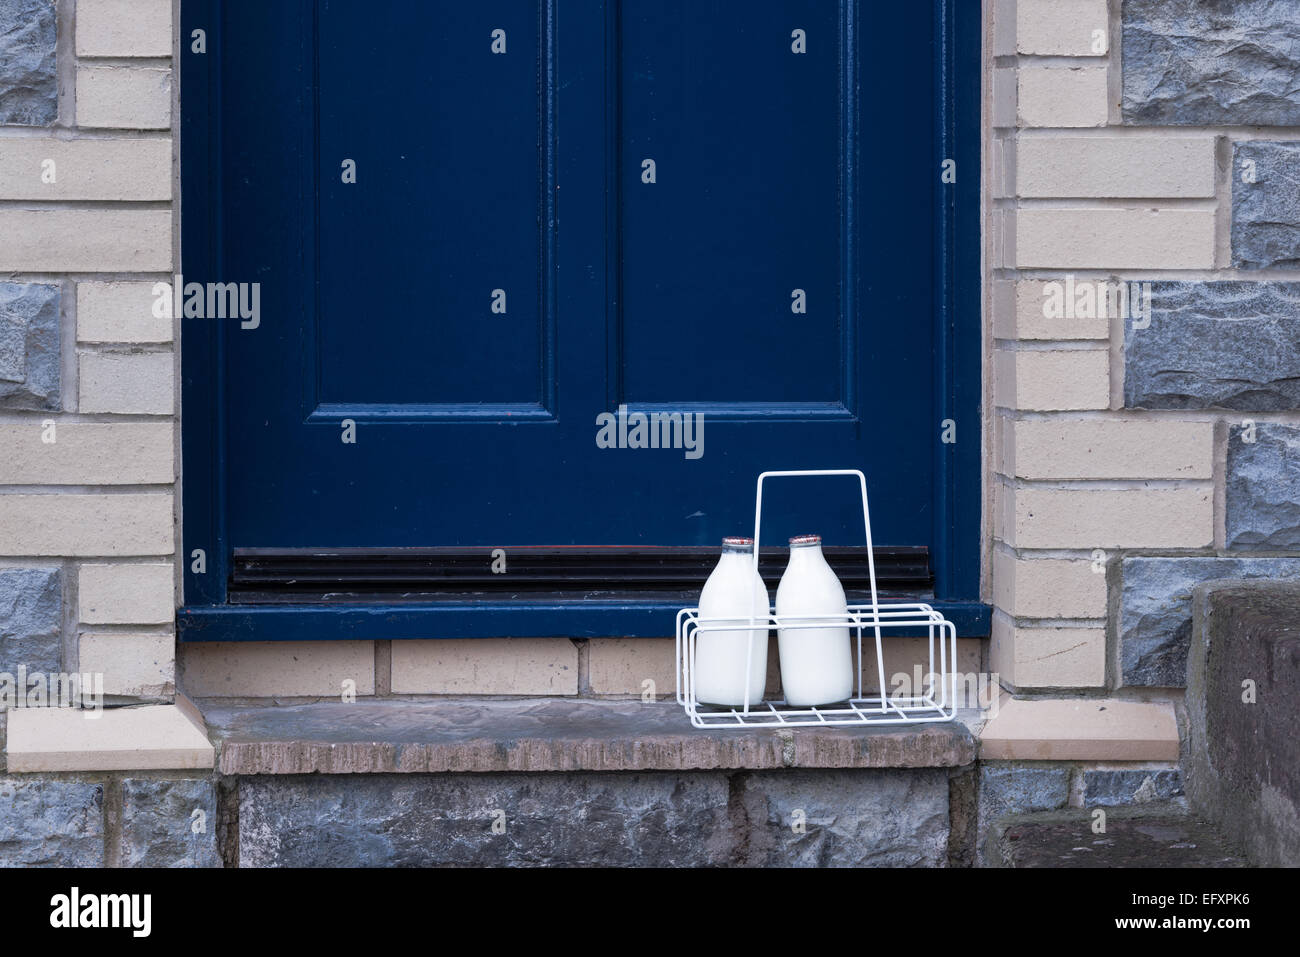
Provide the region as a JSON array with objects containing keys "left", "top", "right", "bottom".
[{"left": 740, "top": 469, "right": 886, "bottom": 711}]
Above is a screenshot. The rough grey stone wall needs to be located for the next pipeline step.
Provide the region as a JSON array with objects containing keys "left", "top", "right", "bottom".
[
  {"left": 1226, "top": 423, "right": 1300, "bottom": 550},
  {"left": 0, "top": 777, "right": 103, "bottom": 867},
  {"left": 239, "top": 773, "right": 733, "bottom": 867},
  {"left": 978, "top": 765, "right": 1069, "bottom": 819},
  {"left": 734, "top": 769, "right": 950, "bottom": 867},
  {"left": 0, "top": 283, "right": 60, "bottom": 411},
  {"left": 1186, "top": 581, "right": 1300, "bottom": 866},
  {"left": 1080, "top": 768, "right": 1185, "bottom": 807},
  {"left": 120, "top": 778, "right": 221, "bottom": 867},
  {"left": 1123, "top": 0, "right": 1300, "bottom": 126},
  {"left": 0, "top": 0, "right": 57, "bottom": 126},
  {"left": 1120, "top": 556, "right": 1300, "bottom": 686},
  {"left": 1233, "top": 141, "right": 1300, "bottom": 269},
  {"left": 0, "top": 764, "right": 1195, "bottom": 867},
  {"left": 1124, "top": 282, "right": 1300, "bottom": 410},
  {"left": 237, "top": 769, "right": 953, "bottom": 867},
  {"left": 0, "top": 567, "right": 62, "bottom": 683},
  {"left": 0, "top": 775, "right": 222, "bottom": 867}
]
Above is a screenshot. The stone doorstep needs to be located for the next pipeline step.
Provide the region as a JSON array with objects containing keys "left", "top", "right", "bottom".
[
  {"left": 979, "top": 694, "right": 1180, "bottom": 761},
  {"left": 201, "top": 697, "right": 979, "bottom": 776},
  {"left": 5, "top": 696, "right": 215, "bottom": 772}
]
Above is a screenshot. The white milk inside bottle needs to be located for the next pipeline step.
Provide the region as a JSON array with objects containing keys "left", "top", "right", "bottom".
[
  {"left": 775, "top": 534, "right": 854, "bottom": 706},
  {"left": 694, "top": 537, "right": 770, "bottom": 707}
]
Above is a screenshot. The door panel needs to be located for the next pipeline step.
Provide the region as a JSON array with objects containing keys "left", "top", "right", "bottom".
[
  {"left": 620, "top": 0, "right": 844, "bottom": 406},
  {"left": 316, "top": 1, "right": 549, "bottom": 411}
]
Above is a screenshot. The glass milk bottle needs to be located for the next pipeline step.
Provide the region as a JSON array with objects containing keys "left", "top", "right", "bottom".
[
  {"left": 775, "top": 534, "right": 854, "bottom": 706},
  {"left": 694, "top": 537, "right": 770, "bottom": 707}
]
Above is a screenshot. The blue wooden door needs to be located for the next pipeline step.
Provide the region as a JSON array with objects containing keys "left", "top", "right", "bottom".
[{"left": 180, "top": 0, "right": 982, "bottom": 639}]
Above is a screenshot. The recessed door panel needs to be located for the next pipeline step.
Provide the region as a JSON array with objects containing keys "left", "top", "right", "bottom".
[
  {"left": 316, "top": 1, "right": 548, "bottom": 411},
  {"left": 620, "top": 0, "right": 844, "bottom": 407}
]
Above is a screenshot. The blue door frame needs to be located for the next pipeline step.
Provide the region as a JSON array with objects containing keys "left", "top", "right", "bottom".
[{"left": 178, "top": 0, "right": 987, "bottom": 642}]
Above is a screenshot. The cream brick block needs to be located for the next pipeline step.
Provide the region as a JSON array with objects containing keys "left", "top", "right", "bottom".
[
  {"left": 993, "top": 280, "right": 1110, "bottom": 340},
  {"left": 79, "top": 632, "right": 174, "bottom": 698},
  {"left": 1017, "top": 135, "right": 1216, "bottom": 199},
  {"left": 588, "top": 638, "right": 675, "bottom": 697},
  {"left": 177, "top": 641, "right": 375, "bottom": 698},
  {"left": 1002, "top": 486, "right": 1213, "bottom": 549},
  {"left": 77, "top": 0, "right": 173, "bottom": 57},
  {"left": 0, "top": 493, "right": 173, "bottom": 556},
  {"left": 1016, "top": 0, "right": 1110, "bottom": 56},
  {"left": 992, "top": 209, "right": 1017, "bottom": 269},
  {"left": 0, "top": 422, "right": 172, "bottom": 485},
  {"left": 79, "top": 352, "right": 174, "bottom": 414},
  {"left": 992, "top": 68, "right": 1018, "bottom": 129},
  {"left": 0, "top": 138, "right": 170, "bottom": 200},
  {"left": 1017, "top": 68, "right": 1108, "bottom": 127},
  {"left": 391, "top": 638, "right": 578, "bottom": 695},
  {"left": 76, "top": 65, "right": 171, "bottom": 129},
  {"left": 78, "top": 282, "right": 173, "bottom": 343},
  {"left": 995, "top": 350, "right": 1109, "bottom": 410},
  {"left": 993, "top": 0, "right": 1016, "bottom": 56},
  {"left": 992, "top": 551, "right": 1107, "bottom": 619},
  {"left": 993, "top": 480, "right": 1012, "bottom": 544},
  {"left": 1003, "top": 419, "right": 1213, "bottom": 480},
  {"left": 989, "top": 614, "right": 1014, "bottom": 685},
  {"left": 6, "top": 701, "right": 213, "bottom": 772},
  {"left": 992, "top": 616, "right": 1106, "bottom": 689},
  {"left": 0, "top": 210, "right": 171, "bottom": 272},
  {"left": 992, "top": 137, "right": 1016, "bottom": 199},
  {"left": 862, "top": 637, "right": 985, "bottom": 694},
  {"left": 79, "top": 563, "right": 174, "bottom": 624},
  {"left": 979, "top": 695, "right": 1180, "bottom": 761},
  {"left": 588, "top": 639, "right": 845, "bottom": 699},
  {"left": 591, "top": 640, "right": 893, "bottom": 701},
  {"left": 1016, "top": 208, "right": 1216, "bottom": 269}
]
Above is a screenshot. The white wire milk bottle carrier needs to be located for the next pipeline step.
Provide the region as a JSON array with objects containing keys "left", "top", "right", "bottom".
[{"left": 675, "top": 469, "right": 959, "bottom": 728}]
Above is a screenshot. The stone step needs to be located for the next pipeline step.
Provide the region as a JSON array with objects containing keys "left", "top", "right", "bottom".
[
  {"left": 201, "top": 697, "right": 978, "bottom": 775},
  {"left": 198, "top": 698, "right": 981, "bottom": 867},
  {"left": 992, "top": 809, "right": 1249, "bottom": 868}
]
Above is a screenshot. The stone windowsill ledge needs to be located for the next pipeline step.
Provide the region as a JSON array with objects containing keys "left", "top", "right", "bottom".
[
  {"left": 6, "top": 696, "right": 215, "bottom": 773},
  {"left": 202, "top": 698, "right": 980, "bottom": 776}
]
